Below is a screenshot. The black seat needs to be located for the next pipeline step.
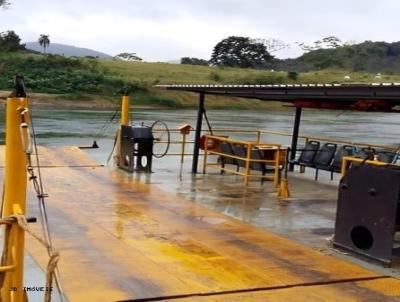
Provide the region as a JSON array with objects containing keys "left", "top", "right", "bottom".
[
  {"left": 219, "top": 142, "right": 239, "bottom": 173},
  {"left": 329, "top": 145, "right": 354, "bottom": 179},
  {"left": 376, "top": 150, "right": 397, "bottom": 163},
  {"left": 232, "top": 144, "right": 247, "bottom": 168},
  {"left": 356, "top": 147, "right": 376, "bottom": 160},
  {"left": 313, "top": 143, "right": 337, "bottom": 180},
  {"left": 250, "top": 148, "right": 277, "bottom": 184},
  {"left": 232, "top": 144, "right": 278, "bottom": 184},
  {"left": 289, "top": 140, "right": 320, "bottom": 169}
]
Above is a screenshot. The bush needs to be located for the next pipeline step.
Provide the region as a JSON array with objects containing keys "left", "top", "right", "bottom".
[
  {"left": 287, "top": 71, "right": 299, "bottom": 80},
  {"left": 180, "top": 57, "right": 209, "bottom": 66},
  {"left": 0, "top": 53, "right": 146, "bottom": 96},
  {"left": 209, "top": 71, "right": 222, "bottom": 82}
]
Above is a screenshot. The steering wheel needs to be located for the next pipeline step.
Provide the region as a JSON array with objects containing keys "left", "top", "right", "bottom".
[{"left": 151, "top": 120, "right": 171, "bottom": 158}]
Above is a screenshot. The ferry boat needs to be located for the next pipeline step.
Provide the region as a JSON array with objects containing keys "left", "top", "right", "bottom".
[{"left": 1, "top": 80, "right": 400, "bottom": 302}]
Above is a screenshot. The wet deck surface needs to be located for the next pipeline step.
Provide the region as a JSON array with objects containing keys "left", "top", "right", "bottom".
[{"left": 1, "top": 146, "right": 400, "bottom": 301}]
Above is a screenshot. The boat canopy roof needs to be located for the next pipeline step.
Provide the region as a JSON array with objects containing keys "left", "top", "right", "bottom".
[{"left": 156, "top": 83, "right": 400, "bottom": 104}]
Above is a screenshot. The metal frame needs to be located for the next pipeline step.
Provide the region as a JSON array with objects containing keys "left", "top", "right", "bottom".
[
  {"left": 157, "top": 83, "right": 400, "bottom": 174},
  {"left": 202, "top": 135, "right": 284, "bottom": 186},
  {"left": 158, "top": 83, "right": 400, "bottom": 102}
]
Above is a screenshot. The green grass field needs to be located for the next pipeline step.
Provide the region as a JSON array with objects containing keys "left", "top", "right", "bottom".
[
  {"left": 102, "top": 60, "right": 400, "bottom": 84},
  {"left": 100, "top": 60, "right": 400, "bottom": 108}
]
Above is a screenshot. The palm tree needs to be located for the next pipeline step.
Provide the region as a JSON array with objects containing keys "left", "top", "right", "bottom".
[{"left": 38, "top": 34, "right": 50, "bottom": 53}]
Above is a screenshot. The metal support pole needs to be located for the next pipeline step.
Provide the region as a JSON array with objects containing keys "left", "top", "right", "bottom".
[
  {"left": 289, "top": 107, "right": 302, "bottom": 171},
  {"left": 116, "top": 95, "right": 130, "bottom": 167},
  {"left": 1, "top": 97, "right": 28, "bottom": 302},
  {"left": 192, "top": 92, "right": 205, "bottom": 173}
]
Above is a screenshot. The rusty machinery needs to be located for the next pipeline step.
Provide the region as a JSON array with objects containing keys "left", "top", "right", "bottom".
[{"left": 334, "top": 164, "right": 400, "bottom": 266}]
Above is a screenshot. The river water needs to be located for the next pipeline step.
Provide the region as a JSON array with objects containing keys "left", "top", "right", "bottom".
[{"left": 1, "top": 106, "right": 399, "bottom": 154}]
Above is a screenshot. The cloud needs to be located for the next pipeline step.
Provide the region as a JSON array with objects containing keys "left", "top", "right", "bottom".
[{"left": 1, "top": 0, "right": 400, "bottom": 61}]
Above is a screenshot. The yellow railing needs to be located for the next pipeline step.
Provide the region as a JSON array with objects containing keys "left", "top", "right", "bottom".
[
  {"left": 152, "top": 127, "right": 399, "bottom": 163},
  {"left": 202, "top": 135, "right": 285, "bottom": 186}
]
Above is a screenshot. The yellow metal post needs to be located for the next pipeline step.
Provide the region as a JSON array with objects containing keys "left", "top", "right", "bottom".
[
  {"left": 181, "top": 134, "right": 187, "bottom": 164},
  {"left": 274, "top": 148, "right": 280, "bottom": 187},
  {"left": 179, "top": 124, "right": 192, "bottom": 164},
  {"left": 116, "top": 95, "right": 130, "bottom": 167},
  {"left": 121, "top": 95, "right": 130, "bottom": 126},
  {"left": 245, "top": 144, "right": 251, "bottom": 185},
  {"left": 1, "top": 97, "right": 28, "bottom": 302}
]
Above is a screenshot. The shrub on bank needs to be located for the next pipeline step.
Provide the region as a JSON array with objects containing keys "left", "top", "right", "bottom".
[{"left": 0, "top": 53, "right": 145, "bottom": 96}]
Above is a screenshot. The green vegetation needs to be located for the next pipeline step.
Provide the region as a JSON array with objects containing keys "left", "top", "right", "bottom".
[
  {"left": 38, "top": 34, "right": 50, "bottom": 53},
  {"left": 0, "top": 30, "right": 25, "bottom": 52},
  {"left": 3, "top": 36, "right": 400, "bottom": 109},
  {"left": 277, "top": 40, "right": 400, "bottom": 73},
  {"left": 0, "top": 53, "right": 144, "bottom": 96},
  {"left": 180, "top": 57, "right": 209, "bottom": 66},
  {"left": 101, "top": 59, "right": 400, "bottom": 85},
  {"left": 210, "top": 36, "right": 273, "bottom": 68}
]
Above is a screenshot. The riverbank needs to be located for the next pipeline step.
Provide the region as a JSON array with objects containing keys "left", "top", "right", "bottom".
[{"left": 0, "top": 90, "right": 287, "bottom": 110}]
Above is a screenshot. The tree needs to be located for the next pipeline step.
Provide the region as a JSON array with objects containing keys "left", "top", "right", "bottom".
[
  {"left": 253, "top": 38, "right": 290, "bottom": 53},
  {"left": 38, "top": 34, "right": 50, "bottom": 53},
  {"left": 210, "top": 36, "right": 273, "bottom": 68},
  {"left": 0, "top": 30, "right": 25, "bottom": 51},
  {"left": 114, "top": 52, "right": 142, "bottom": 61},
  {"left": 180, "top": 57, "right": 209, "bottom": 66},
  {"left": 296, "top": 36, "right": 343, "bottom": 52},
  {"left": 0, "top": 0, "right": 9, "bottom": 8}
]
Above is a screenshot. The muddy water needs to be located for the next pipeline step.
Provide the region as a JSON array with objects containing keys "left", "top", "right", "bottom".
[{"left": 1, "top": 107, "right": 399, "bottom": 150}]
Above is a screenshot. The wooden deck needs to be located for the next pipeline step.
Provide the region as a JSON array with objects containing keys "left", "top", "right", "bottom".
[{"left": 1, "top": 146, "right": 400, "bottom": 302}]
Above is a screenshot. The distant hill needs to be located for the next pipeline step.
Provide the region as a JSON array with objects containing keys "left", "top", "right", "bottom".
[
  {"left": 275, "top": 41, "right": 400, "bottom": 73},
  {"left": 25, "top": 42, "right": 112, "bottom": 58}
]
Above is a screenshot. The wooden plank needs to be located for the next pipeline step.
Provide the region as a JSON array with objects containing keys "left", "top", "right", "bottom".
[
  {"left": 165, "top": 278, "right": 400, "bottom": 302},
  {"left": 0, "top": 146, "right": 100, "bottom": 167},
  {"left": 1, "top": 146, "right": 398, "bottom": 302}
]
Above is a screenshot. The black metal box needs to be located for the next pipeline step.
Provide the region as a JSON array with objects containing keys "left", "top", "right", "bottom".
[
  {"left": 119, "top": 125, "right": 154, "bottom": 172},
  {"left": 334, "top": 164, "right": 400, "bottom": 266}
]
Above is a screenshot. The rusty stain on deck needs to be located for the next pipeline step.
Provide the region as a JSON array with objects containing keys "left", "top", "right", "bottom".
[{"left": 1, "top": 146, "right": 400, "bottom": 301}]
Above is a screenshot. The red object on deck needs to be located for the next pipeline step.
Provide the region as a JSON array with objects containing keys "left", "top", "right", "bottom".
[{"left": 293, "top": 100, "right": 397, "bottom": 112}]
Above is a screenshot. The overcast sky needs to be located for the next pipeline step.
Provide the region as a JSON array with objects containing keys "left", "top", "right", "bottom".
[{"left": 0, "top": 0, "right": 399, "bottom": 61}]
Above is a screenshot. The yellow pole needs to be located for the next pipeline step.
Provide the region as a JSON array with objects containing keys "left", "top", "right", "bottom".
[
  {"left": 1, "top": 97, "right": 28, "bottom": 302},
  {"left": 341, "top": 157, "right": 349, "bottom": 177},
  {"left": 121, "top": 95, "right": 130, "bottom": 126},
  {"left": 274, "top": 148, "right": 280, "bottom": 187},
  {"left": 116, "top": 95, "right": 130, "bottom": 167},
  {"left": 181, "top": 134, "right": 187, "bottom": 164},
  {"left": 245, "top": 144, "right": 251, "bottom": 185}
]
